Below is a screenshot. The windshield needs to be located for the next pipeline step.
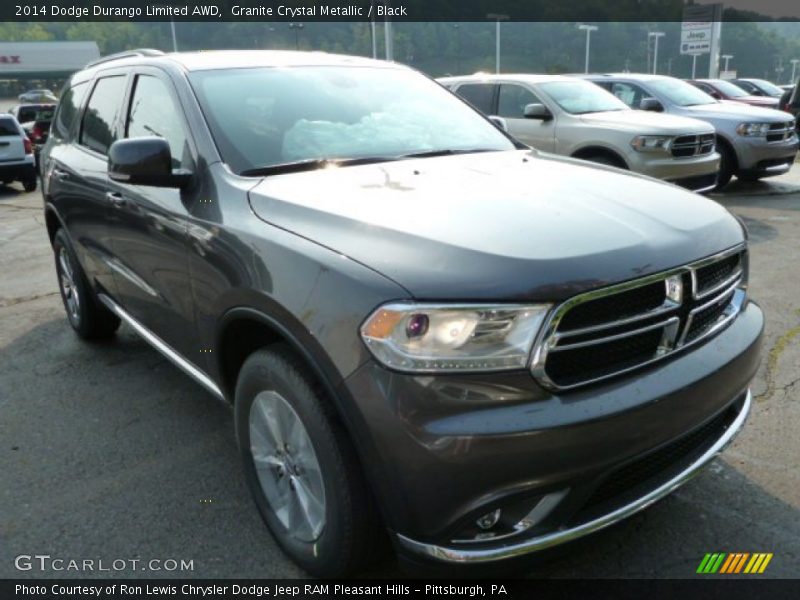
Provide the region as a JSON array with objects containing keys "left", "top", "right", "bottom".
[
  {"left": 538, "top": 80, "right": 629, "bottom": 114},
  {"left": 710, "top": 80, "right": 749, "bottom": 98},
  {"left": 648, "top": 78, "right": 717, "bottom": 107},
  {"left": 189, "top": 66, "right": 516, "bottom": 174}
]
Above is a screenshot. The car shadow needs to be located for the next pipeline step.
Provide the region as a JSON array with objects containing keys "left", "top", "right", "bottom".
[{"left": 1, "top": 318, "right": 798, "bottom": 579}]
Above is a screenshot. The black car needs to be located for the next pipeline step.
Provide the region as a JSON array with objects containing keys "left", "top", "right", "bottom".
[
  {"left": 41, "top": 50, "right": 763, "bottom": 576},
  {"left": 732, "top": 78, "right": 785, "bottom": 99}
]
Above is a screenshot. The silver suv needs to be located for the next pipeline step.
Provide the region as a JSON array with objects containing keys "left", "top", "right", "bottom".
[
  {"left": 585, "top": 74, "right": 798, "bottom": 187},
  {"left": 439, "top": 74, "right": 720, "bottom": 193}
]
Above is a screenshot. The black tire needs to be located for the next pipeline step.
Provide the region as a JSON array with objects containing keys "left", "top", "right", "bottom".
[
  {"left": 235, "top": 346, "right": 385, "bottom": 577},
  {"left": 23, "top": 177, "right": 37, "bottom": 192},
  {"left": 583, "top": 152, "right": 628, "bottom": 169},
  {"left": 53, "top": 229, "right": 120, "bottom": 340},
  {"left": 715, "top": 138, "right": 736, "bottom": 189},
  {"left": 2, "top": 179, "right": 12, "bottom": 186}
]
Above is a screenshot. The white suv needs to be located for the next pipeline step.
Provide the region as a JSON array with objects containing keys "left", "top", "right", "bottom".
[
  {"left": 0, "top": 114, "right": 37, "bottom": 191},
  {"left": 440, "top": 74, "right": 720, "bottom": 193}
]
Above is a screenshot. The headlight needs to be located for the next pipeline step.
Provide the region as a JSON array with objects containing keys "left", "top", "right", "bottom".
[
  {"left": 360, "top": 303, "right": 550, "bottom": 372},
  {"left": 630, "top": 135, "right": 673, "bottom": 152},
  {"left": 736, "top": 122, "right": 771, "bottom": 137}
]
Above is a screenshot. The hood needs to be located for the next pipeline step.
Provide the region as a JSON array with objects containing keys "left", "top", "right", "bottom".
[
  {"left": 684, "top": 101, "right": 792, "bottom": 122},
  {"left": 247, "top": 151, "right": 744, "bottom": 301},
  {"left": 579, "top": 110, "right": 713, "bottom": 134}
]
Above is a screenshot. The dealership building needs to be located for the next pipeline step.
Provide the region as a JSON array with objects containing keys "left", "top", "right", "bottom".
[{"left": 0, "top": 41, "right": 100, "bottom": 96}]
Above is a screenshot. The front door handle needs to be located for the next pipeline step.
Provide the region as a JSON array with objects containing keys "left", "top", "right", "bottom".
[
  {"left": 106, "top": 192, "right": 128, "bottom": 208},
  {"left": 52, "top": 168, "right": 70, "bottom": 181}
]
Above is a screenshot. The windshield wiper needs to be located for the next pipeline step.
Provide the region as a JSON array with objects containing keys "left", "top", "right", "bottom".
[
  {"left": 398, "top": 148, "right": 497, "bottom": 159},
  {"left": 240, "top": 156, "right": 401, "bottom": 177}
]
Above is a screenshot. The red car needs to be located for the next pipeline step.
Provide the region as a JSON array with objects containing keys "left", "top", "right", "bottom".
[{"left": 688, "top": 79, "right": 780, "bottom": 108}]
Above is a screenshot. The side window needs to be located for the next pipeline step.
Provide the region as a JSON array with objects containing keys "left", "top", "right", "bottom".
[
  {"left": 455, "top": 84, "right": 496, "bottom": 115},
  {"left": 80, "top": 76, "right": 127, "bottom": 155},
  {"left": 610, "top": 82, "right": 648, "bottom": 108},
  {"left": 53, "top": 82, "right": 89, "bottom": 140},
  {"left": 126, "top": 75, "right": 189, "bottom": 168},
  {"left": 497, "top": 84, "right": 542, "bottom": 119}
]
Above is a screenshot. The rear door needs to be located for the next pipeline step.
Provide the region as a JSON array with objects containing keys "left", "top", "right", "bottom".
[
  {"left": 47, "top": 74, "right": 128, "bottom": 298},
  {"left": 104, "top": 68, "right": 200, "bottom": 360},
  {"left": 0, "top": 117, "right": 26, "bottom": 162},
  {"left": 496, "top": 83, "right": 556, "bottom": 151}
]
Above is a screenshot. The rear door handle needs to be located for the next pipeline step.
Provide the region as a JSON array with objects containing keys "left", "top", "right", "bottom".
[{"left": 106, "top": 192, "right": 128, "bottom": 208}]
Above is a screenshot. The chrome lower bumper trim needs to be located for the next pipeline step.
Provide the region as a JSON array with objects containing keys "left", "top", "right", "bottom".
[
  {"left": 97, "top": 293, "right": 225, "bottom": 401},
  {"left": 397, "top": 389, "right": 751, "bottom": 564}
]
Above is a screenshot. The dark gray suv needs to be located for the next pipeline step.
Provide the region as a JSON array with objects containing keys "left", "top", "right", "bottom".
[{"left": 41, "top": 50, "right": 763, "bottom": 576}]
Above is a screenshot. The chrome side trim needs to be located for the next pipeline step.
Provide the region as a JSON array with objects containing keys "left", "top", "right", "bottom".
[
  {"left": 97, "top": 294, "right": 225, "bottom": 400},
  {"left": 396, "top": 390, "right": 751, "bottom": 564}
]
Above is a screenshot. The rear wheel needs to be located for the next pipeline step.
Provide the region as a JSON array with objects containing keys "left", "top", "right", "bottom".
[
  {"left": 235, "top": 347, "right": 385, "bottom": 576},
  {"left": 23, "top": 177, "right": 37, "bottom": 192},
  {"left": 53, "top": 229, "right": 120, "bottom": 339}
]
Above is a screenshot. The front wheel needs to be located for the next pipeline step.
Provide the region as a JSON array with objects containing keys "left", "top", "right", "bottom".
[
  {"left": 235, "top": 347, "right": 385, "bottom": 576},
  {"left": 715, "top": 139, "right": 736, "bottom": 189}
]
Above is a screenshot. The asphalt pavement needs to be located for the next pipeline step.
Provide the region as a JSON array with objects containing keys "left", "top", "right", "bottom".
[{"left": 1, "top": 167, "right": 799, "bottom": 579}]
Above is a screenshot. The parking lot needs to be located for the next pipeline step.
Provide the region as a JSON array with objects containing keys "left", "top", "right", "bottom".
[{"left": 1, "top": 153, "right": 799, "bottom": 578}]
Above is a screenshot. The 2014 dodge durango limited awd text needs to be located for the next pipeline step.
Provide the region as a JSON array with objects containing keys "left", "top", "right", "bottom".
[{"left": 41, "top": 50, "right": 763, "bottom": 576}]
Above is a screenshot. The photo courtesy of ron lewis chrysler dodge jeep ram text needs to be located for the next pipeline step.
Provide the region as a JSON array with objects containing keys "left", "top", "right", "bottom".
[{"left": 41, "top": 50, "right": 762, "bottom": 576}]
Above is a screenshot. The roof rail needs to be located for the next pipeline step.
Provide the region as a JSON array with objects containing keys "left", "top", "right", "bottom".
[{"left": 85, "top": 49, "right": 165, "bottom": 68}]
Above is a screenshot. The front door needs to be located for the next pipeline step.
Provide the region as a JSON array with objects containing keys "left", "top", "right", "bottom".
[
  {"left": 105, "top": 69, "right": 201, "bottom": 361},
  {"left": 496, "top": 83, "right": 556, "bottom": 152}
]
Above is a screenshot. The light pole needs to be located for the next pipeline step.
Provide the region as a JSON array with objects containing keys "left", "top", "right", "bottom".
[
  {"left": 370, "top": 1, "right": 377, "bottom": 59},
  {"left": 649, "top": 32, "right": 665, "bottom": 74},
  {"left": 578, "top": 24, "right": 598, "bottom": 74},
  {"left": 722, "top": 54, "right": 734, "bottom": 73},
  {"left": 170, "top": 19, "right": 178, "bottom": 52},
  {"left": 289, "top": 22, "right": 304, "bottom": 50},
  {"left": 384, "top": 1, "right": 394, "bottom": 61},
  {"left": 453, "top": 24, "right": 461, "bottom": 73},
  {"left": 487, "top": 13, "right": 509, "bottom": 74},
  {"left": 691, "top": 53, "right": 700, "bottom": 78},
  {"left": 791, "top": 59, "right": 799, "bottom": 84}
]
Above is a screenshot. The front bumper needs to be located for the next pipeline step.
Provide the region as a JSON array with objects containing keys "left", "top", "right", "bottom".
[
  {"left": 398, "top": 389, "right": 751, "bottom": 563},
  {"left": 625, "top": 150, "right": 720, "bottom": 192},
  {"left": 733, "top": 134, "right": 798, "bottom": 174},
  {"left": 341, "top": 301, "right": 763, "bottom": 563}
]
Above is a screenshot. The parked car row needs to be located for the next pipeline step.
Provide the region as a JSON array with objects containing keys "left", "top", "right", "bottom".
[
  {"left": 441, "top": 72, "right": 797, "bottom": 189},
  {"left": 41, "top": 49, "right": 764, "bottom": 577}
]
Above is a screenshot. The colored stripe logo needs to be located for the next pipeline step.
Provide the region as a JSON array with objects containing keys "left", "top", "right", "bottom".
[{"left": 697, "top": 553, "right": 773, "bottom": 574}]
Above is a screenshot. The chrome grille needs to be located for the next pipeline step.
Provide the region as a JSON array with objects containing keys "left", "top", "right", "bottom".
[
  {"left": 766, "top": 121, "right": 795, "bottom": 143},
  {"left": 531, "top": 245, "right": 747, "bottom": 390},
  {"left": 671, "top": 133, "right": 715, "bottom": 158}
]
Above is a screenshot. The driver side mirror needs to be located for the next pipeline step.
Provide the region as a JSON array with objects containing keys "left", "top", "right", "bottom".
[
  {"left": 709, "top": 91, "right": 723, "bottom": 100},
  {"left": 639, "top": 97, "right": 664, "bottom": 112},
  {"left": 524, "top": 103, "right": 553, "bottom": 120},
  {"left": 108, "top": 137, "right": 193, "bottom": 189}
]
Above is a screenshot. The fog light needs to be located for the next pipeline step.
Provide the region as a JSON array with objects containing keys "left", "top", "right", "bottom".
[{"left": 476, "top": 509, "right": 502, "bottom": 530}]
